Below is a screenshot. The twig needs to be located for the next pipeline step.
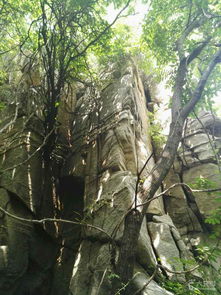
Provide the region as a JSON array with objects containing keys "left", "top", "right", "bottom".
[
  {"left": 0, "top": 102, "right": 19, "bottom": 134},
  {"left": 133, "top": 267, "right": 158, "bottom": 295},
  {"left": 137, "top": 182, "right": 221, "bottom": 208},
  {"left": 70, "top": 0, "right": 131, "bottom": 61},
  {"left": 0, "top": 127, "right": 55, "bottom": 174},
  {"left": 181, "top": 47, "right": 221, "bottom": 118},
  {"left": 0, "top": 205, "right": 113, "bottom": 241},
  {"left": 113, "top": 272, "right": 140, "bottom": 295},
  {"left": 96, "top": 268, "right": 108, "bottom": 295},
  {"left": 157, "top": 258, "right": 205, "bottom": 275}
]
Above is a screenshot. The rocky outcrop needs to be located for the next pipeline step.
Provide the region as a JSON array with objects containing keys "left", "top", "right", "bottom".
[
  {"left": 0, "top": 110, "right": 59, "bottom": 294},
  {"left": 165, "top": 111, "right": 221, "bottom": 226},
  {"left": 0, "top": 60, "right": 220, "bottom": 294},
  {"left": 164, "top": 111, "right": 221, "bottom": 292},
  {"left": 66, "top": 62, "right": 168, "bottom": 294},
  {"left": 66, "top": 62, "right": 218, "bottom": 294}
]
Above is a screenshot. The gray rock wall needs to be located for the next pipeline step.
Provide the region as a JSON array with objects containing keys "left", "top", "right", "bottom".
[
  {"left": 164, "top": 111, "right": 221, "bottom": 292},
  {"left": 0, "top": 110, "right": 59, "bottom": 294},
  {"left": 65, "top": 62, "right": 199, "bottom": 294},
  {"left": 0, "top": 60, "right": 220, "bottom": 295}
]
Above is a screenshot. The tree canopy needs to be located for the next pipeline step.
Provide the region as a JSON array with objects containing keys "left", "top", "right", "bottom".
[
  {"left": 1, "top": 0, "right": 221, "bottom": 114},
  {"left": 143, "top": 0, "right": 221, "bottom": 110}
]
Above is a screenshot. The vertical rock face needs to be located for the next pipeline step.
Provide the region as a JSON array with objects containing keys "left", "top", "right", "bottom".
[
  {"left": 0, "top": 110, "right": 59, "bottom": 294},
  {"left": 64, "top": 62, "right": 190, "bottom": 294},
  {"left": 66, "top": 62, "right": 166, "bottom": 294},
  {"left": 164, "top": 111, "right": 221, "bottom": 291},
  {"left": 0, "top": 60, "right": 220, "bottom": 295},
  {"left": 165, "top": 111, "right": 221, "bottom": 230}
]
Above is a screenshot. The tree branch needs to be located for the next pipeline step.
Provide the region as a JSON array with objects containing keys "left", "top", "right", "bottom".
[
  {"left": 0, "top": 205, "right": 113, "bottom": 241},
  {"left": 0, "top": 127, "right": 55, "bottom": 174},
  {"left": 70, "top": 0, "right": 131, "bottom": 61},
  {"left": 186, "top": 38, "right": 211, "bottom": 65},
  {"left": 137, "top": 182, "right": 221, "bottom": 208},
  {"left": 181, "top": 47, "right": 221, "bottom": 118}
]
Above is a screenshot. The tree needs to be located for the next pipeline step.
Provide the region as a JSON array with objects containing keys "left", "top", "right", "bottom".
[
  {"left": 0, "top": 0, "right": 131, "bottom": 158},
  {"left": 0, "top": 1, "right": 133, "bottom": 294},
  {"left": 112, "top": 0, "right": 221, "bottom": 292}
]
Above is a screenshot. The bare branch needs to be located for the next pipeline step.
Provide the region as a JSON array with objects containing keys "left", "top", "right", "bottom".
[
  {"left": 0, "top": 127, "right": 55, "bottom": 174},
  {"left": 137, "top": 182, "right": 221, "bottom": 208},
  {"left": 0, "top": 205, "right": 113, "bottom": 241},
  {"left": 70, "top": 0, "right": 131, "bottom": 61},
  {"left": 176, "top": 16, "right": 206, "bottom": 60},
  {"left": 0, "top": 102, "right": 19, "bottom": 134},
  {"left": 181, "top": 47, "right": 221, "bottom": 118},
  {"left": 157, "top": 261, "right": 203, "bottom": 275},
  {"left": 186, "top": 38, "right": 211, "bottom": 65},
  {"left": 133, "top": 267, "right": 158, "bottom": 295}
]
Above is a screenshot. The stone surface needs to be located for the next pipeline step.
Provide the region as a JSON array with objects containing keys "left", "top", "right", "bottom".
[
  {"left": 84, "top": 171, "right": 137, "bottom": 239},
  {"left": 1, "top": 60, "right": 221, "bottom": 295},
  {"left": 0, "top": 116, "right": 44, "bottom": 213},
  {"left": 164, "top": 168, "right": 203, "bottom": 234},
  {"left": 137, "top": 218, "right": 157, "bottom": 272},
  {"left": 179, "top": 140, "right": 221, "bottom": 166},
  {"left": 185, "top": 111, "right": 221, "bottom": 137},
  {"left": 0, "top": 187, "right": 58, "bottom": 295},
  {"left": 183, "top": 163, "right": 221, "bottom": 217},
  {"left": 164, "top": 111, "right": 221, "bottom": 291},
  {"left": 70, "top": 241, "right": 112, "bottom": 295},
  {"left": 0, "top": 103, "right": 61, "bottom": 294},
  {"left": 179, "top": 112, "right": 221, "bottom": 168},
  {"left": 184, "top": 133, "right": 212, "bottom": 149},
  {"left": 148, "top": 220, "right": 185, "bottom": 281},
  {"left": 68, "top": 62, "right": 171, "bottom": 294},
  {"left": 67, "top": 68, "right": 221, "bottom": 294},
  {"left": 133, "top": 265, "right": 174, "bottom": 295}
]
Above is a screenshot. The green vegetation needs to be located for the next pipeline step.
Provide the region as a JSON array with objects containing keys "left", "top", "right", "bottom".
[
  {"left": 190, "top": 177, "right": 217, "bottom": 190},
  {"left": 142, "top": 0, "right": 221, "bottom": 111},
  {"left": 1, "top": 0, "right": 221, "bottom": 115},
  {"left": 148, "top": 111, "right": 166, "bottom": 153},
  {"left": 163, "top": 280, "right": 206, "bottom": 295}
]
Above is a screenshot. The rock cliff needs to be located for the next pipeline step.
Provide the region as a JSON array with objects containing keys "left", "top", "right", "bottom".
[{"left": 0, "top": 60, "right": 220, "bottom": 294}]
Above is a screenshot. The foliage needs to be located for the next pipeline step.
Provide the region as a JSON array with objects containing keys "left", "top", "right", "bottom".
[
  {"left": 148, "top": 111, "right": 166, "bottom": 150},
  {"left": 190, "top": 176, "right": 217, "bottom": 190},
  {"left": 142, "top": 0, "right": 221, "bottom": 112},
  {"left": 108, "top": 273, "right": 120, "bottom": 281},
  {"left": 205, "top": 207, "right": 221, "bottom": 226},
  {"left": 0, "top": 0, "right": 134, "bottom": 162},
  {"left": 94, "top": 24, "right": 133, "bottom": 66},
  {"left": 162, "top": 280, "right": 206, "bottom": 295},
  {"left": 162, "top": 243, "right": 221, "bottom": 295}
]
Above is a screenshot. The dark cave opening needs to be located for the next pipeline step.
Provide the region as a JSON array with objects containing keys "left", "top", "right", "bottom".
[{"left": 49, "top": 175, "right": 85, "bottom": 295}]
